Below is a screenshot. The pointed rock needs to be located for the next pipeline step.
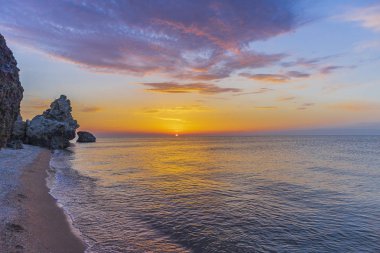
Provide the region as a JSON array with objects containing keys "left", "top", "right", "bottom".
[{"left": 25, "top": 95, "right": 79, "bottom": 149}]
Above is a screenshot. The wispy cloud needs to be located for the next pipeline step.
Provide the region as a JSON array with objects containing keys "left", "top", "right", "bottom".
[
  {"left": 277, "top": 96, "right": 296, "bottom": 101},
  {"left": 287, "top": 71, "right": 310, "bottom": 78},
  {"left": 355, "top": 40, "right": 380, "bottom": 52},
  {"left": 319, "top": 65, "right": 355, "bottom": 75},
  {"left": 281, "top": 55, "right": 338, "bottom": 68},
  {"left": 322, "top": 83, "right": 358, "bottom": 94},
  {"left": 240, "top": 73, "right": 290, "bottom": 83},
  {"left": 342, "top": 4, "right": 380, "bottom": 32},
  {"left": 297, "top": 102, "right": 315, "bottom": 110},
  {"left": 174, "top": 52, "right": 286, "bottom": 81},
  {"left": 0, "top": 0, "right": 304, "bottom": 80},
  {"left": 81, "top": 106, "right": 102, "bottom": 113},
  {"left": 233, "top": 88, "right": 274, "bottom": 96},
  {"left": 142, "top": 82, "right": 241, "bottom": 94},
  {"left": 22, "top": 98, "right": 50, "bottom": 110},
  {"left": 20, "top": 97, "right": 51, "bottom": 119},
  {"left": 329, "top": 101, "right": 379, "bottom": 112},
  {"left": 240, "top": 70, "right": 310, "bottom": 83},
  {"left": 140, "top": 105, "right": 210, "bottom": 114},
  {"left": 155, "top": 117, "right": 186, "bottom": 123},
  {"left": 255, "top": 106, "right": 277, "bottom": 110}
]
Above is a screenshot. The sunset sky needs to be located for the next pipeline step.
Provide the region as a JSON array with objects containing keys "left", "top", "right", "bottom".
[{"left": 0, "top": 0, "right": 379, "bottom": 135}]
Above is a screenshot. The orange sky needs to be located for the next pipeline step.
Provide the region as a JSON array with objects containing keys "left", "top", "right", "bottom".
[{"left": 3, "top": 1, "right": 379, "bottom": 135}]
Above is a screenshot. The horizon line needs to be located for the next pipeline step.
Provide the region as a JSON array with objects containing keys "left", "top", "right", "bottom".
[{"left": 92, "top": 128, "right": 380, "bottom": 138}]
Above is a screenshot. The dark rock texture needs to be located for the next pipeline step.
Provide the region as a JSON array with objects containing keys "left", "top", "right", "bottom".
[
  {"left": 6, "top": 139, "right": 23, "bottom": 149},
  {"left": 6, "top": 114, "right": 26, "bottom": 149},
  {"left": 25, "top": 95, "right": 79, "bottom": 149},
  {"left": 0, "top": 33, "right": 24, "bottom": 148},
  {"left": 10, "top": 114, "right": 26, "bottom": 140},
  {"left": 77, "top": 131, "right": 96, "bottom": 143}
]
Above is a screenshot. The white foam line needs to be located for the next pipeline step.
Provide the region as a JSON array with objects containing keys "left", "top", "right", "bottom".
[{"left": 47, "top": 155, "right": 91, "bottom": 251}]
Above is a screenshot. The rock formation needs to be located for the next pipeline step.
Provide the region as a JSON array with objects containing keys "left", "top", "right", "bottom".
[
  {"left": 0, "top": 34, "right": 88, "bottom": 150},
  {"left": 0, "top": 33, "right": 24, "bottom": 148},
  {"left": 25, "top": 95, "right": 79, "bottom": 149},
  {"left": 77, "top": 131, "right": 96, "bottom": 143},
  {"left": 6, "top": 114, "right": 26, "bottom": 149}
]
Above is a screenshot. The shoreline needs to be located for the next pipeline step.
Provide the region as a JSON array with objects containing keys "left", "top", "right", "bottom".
[{"left": 0, "top": 147, "right": 85, "bottom": 253}]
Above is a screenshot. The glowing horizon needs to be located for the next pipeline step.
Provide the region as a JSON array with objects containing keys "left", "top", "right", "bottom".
[{"left": 1, "top": 0, "right": 379, "bottom": 135}]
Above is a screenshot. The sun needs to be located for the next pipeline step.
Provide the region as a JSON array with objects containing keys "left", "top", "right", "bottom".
[{"left": 175, "top": 133, "right": 179, "bottom": 137}]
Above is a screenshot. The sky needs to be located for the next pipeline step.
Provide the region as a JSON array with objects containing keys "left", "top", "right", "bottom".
[{"left": 0, "top": 0, "right": 379, "bottom": 135}]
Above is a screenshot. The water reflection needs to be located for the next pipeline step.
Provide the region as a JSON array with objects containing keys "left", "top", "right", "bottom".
[{"left": 49, "top": 136, "right": 380, "bottom": 252}]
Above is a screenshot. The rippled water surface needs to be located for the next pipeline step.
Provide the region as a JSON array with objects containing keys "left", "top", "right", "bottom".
[{"left": 49, "top": 136, "right": 380, "bottom": 252}]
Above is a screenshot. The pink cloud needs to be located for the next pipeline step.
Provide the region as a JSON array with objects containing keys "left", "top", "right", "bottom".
[{"left": 142, "top": 82, "right": 241, "bottom": 94}]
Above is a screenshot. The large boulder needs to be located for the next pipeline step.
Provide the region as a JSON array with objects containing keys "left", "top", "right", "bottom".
[
  {"left": 0, "top": 33, "right": 24, "bottom": 148},
  {"left": 6, "top": 114, "right": 26, "bottom": 149},
  {"left": 10, "top": 114, "right": 26, "bottom": 140},
  {"left": 25, "top": 95, "right": 79, "bottom": 149},
  {"left": 77, "top": 131, "right": 96, "bottom": 143}
]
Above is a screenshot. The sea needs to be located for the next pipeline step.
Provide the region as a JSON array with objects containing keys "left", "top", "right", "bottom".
[{"left": 48, "top": 136, "right": 380, "bottom": 253}]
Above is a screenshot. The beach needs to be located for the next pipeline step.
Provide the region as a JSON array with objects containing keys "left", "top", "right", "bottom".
[{"left": 0, "top": 145, "right": 85, "bottom": 253}]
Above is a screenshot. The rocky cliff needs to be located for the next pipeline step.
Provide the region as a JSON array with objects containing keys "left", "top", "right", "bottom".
[
  {"left": 6, "top": 114, "right": 26, "bottom": 149},
  {"left": 0, "top": 34, "right": 24, "bottom": 148}
]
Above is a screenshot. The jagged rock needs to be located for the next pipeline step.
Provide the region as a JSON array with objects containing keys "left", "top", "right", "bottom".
[
  {"left": 77, "top": 131, "right": 96, "bottom": 143},
  {"left": 0, "top": 33, "right": 24, "bottom": 148},
  {"left": 11, "top": 114, "right": 26, "bottom": 140},
  {"left": 6, "top": 139, "right": 23, "bottom": 149},
  {"left": 25, "top": 95, "right": 79, "bottom": 149},
  {"left": 6, "top": 114, "right": 26, "bottom": 149}
]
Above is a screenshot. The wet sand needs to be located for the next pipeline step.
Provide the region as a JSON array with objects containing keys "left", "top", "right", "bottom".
[{"left": 0, "top": 148, "right": 85, "bottom": 253}]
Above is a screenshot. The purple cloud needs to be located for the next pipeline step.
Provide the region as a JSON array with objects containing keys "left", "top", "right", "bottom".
[
  {"left": 0, "top": 0, "right": 304, "bottom": 80},
  {"left": 233, "top": 88, "right": 274, "bottom": 96},
  {"left": 142, "top": 82, "right": 241, "bottom": 94},
  {"left": 287, "top": 71, "right": 310, "bottom": 78}
]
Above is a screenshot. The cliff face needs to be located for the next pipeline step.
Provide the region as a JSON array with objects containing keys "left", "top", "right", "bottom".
[{"left": 0, "top": 34, "right": 24, "bottom": 148}]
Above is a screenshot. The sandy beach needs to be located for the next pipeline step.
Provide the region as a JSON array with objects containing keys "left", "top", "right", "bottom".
[{"left": 0, "top": 145, "right": 85, "bottom": 253}]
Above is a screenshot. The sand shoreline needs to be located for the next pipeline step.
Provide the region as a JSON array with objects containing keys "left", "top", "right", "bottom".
[{"left": 0, "top": 147, "right": 85, "bottom": 253}]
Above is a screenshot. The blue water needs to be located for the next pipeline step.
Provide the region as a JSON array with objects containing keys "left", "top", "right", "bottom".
[{"left": 48, "top": 136, "right": 380, "bottom": 252}]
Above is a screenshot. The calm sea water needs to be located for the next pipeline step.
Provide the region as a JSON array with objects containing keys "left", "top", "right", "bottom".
[{"left": 48, "top": 136, "right": 380, "bottom": 252}]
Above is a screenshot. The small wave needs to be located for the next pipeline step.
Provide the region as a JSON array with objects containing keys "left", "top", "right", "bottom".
[
  {"left": 47, "top": 150, "right": 96, "bottom": 252},
  {"left": 205, "top": 146, "right": 234, "bottom": 151},
  {"left": 306, "top": 166, "right": 379, "bottom": 178}
]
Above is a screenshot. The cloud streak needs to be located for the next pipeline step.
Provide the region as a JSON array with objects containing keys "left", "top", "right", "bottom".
[
  {"left": 297, "top": 102, "right": 315, "bottom": 110},
  {"left": 140, "top": 105, "right": 210, "bottom": 114},
  {"left": 240, "top": 70, "right": 310, "bottom": 83},
  {"left": 329, "top": 101, "right": 379, "bottom": 112},
  {"left": 142, "top": 82, "right": 241, "bottom": 94},
  {"left": 81, "top": 106, "right": 102, "bottom": 113},
  {"left": 342, "top": 4, "right": 380, "bottom": 32},
  {"left": 233, "top": 88, "right": 274, "bottom": 96}
]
